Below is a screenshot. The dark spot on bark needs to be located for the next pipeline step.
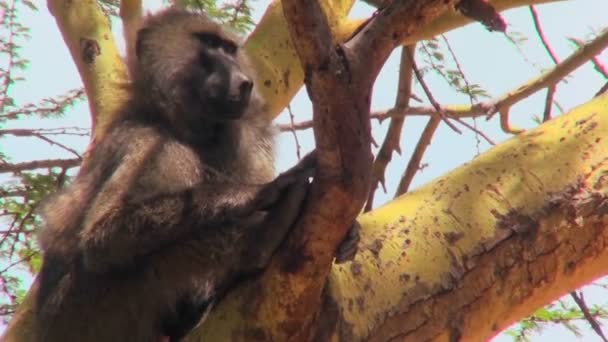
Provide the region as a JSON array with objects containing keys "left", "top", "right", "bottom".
[
  {"left": 355, "top": 296, "right": 365, "bottom": 312},
  {"left": 443, "top": 231, "right": 465, "bottom": 245},
  {"left": 583, "top": 121, "right": 598, "bottom": 134},
  {"left": 367, "top": 238, "right": 383, "bottom": 257},
  {"left": 495, "top": 208, "right": 538, "bottom": 235},
  {"left": 80, "top": 38, "right": 100, "bottom": 64},
  {"left": 350, "top": 260, "right": 362, "bottom": 276},
  {"left": 282, "top": 69, "right": 290, "bottom": 89},
  {"left": 263, "top": 79, "right": 272, "bottom": 88},
  {"left": 399, "top": 273, "right": 411, "bottom": 282}
]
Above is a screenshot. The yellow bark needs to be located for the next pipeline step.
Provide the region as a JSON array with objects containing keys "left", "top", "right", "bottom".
[
  {"left": 325, "top": 92, "right": 608, "bottom": 340},
  {"left": 194, "top": 91, "right": 608, "bottom": 341},
  {"left": 47, "top": 0, "right": 129, "bottom": 139},
  {"left": 3, "top": 0, "right": 586, "bottom": 341}
]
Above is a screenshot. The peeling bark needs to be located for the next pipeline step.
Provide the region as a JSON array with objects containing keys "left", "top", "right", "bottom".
[{"left": 319, "top": 94, "right": 608, "bottom": 341}]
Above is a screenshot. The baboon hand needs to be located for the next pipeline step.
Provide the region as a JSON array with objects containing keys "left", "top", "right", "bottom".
[
  {"left": 239, "top": 178, "right": 310, "bottom": 271},
  {"left": 252, "top": 150, "right": 317, "bottom": 211}
]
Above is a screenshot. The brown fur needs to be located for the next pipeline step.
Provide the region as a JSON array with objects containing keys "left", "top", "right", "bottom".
[{"left": 34, "top": 8, "right": 313, "bottom": 341}]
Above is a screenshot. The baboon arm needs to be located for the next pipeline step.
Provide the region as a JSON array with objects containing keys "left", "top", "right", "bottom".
[{"left": 78, "top": 150, "right": 316, "bottom": 274}]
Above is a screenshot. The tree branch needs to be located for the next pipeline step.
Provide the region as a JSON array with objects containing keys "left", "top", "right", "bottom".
[
  {"left": 0, "top": 158, "right": 80, "bottom": 174},
  {"left": 47, "top": 0, "right": 129, "bottom": 139},
  {"left": 365, "top": 45, "right": 415, "bottom": 212}
]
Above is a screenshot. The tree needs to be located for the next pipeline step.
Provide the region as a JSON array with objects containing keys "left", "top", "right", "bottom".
[{"left": 1, "top": 0, "right": 608, "bottom": 341}]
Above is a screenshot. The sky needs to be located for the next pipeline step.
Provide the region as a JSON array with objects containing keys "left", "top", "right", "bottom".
[{"left": 2, "top": 0, "right": 608, "bottom": 340}]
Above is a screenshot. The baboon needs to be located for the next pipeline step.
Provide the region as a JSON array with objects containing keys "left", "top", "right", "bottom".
[{"left": 31, "top": 8, "right": 323, "bottom": 341}]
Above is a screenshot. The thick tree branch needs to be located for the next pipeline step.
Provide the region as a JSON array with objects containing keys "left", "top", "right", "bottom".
[
  {"left": 281, "top": 2, "right": 332, "bottom": 71},
  {"left": 47, "top": 0, "right": 129, "bottom": 139},
  {"left": 317, "top": 92, "right": 608, "bottom": 341}
]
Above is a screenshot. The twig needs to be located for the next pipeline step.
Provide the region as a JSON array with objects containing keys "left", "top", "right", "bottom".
[
  {"left": 570, "top": 291, "right": 608, "bottom": 342},
  {"left": 408, "top": 48, "right": 462, "bottom": 134},
  {"left": 0, "top": 88, "right": 85, "bottom": 120},
  {"left": 529, "top": 5, "right": 559, "bottom": 64},
  {"left": 0, "top": 127, "right": 89, "bottom": 136},
  {"left": 0, "top": 158, "right": 81, "bottom": 174},
  {"left": 0, "top": 0, "right": 17, "bottom": 114},
  {"left": 286, "top": 104, "right": 302, "bottom": 159},
  {"left": 395, "top": 116, "right": 441, "bottom": 195},
  {"left": 452, "top": 117, "right": 495, "bottom": 145},
  {"left": 441, "top": 34, "right": 484, "bottom": 151},
  {"left": 530, "top": 5, "right": 558, "bottom": 122},
  {"left": 543, "top": 85, "right": 555, "bottom": 122}
]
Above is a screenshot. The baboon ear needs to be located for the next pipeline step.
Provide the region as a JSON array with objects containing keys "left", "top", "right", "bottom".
[{"left": 135, "top": 27, "right": 152, "bottom": 59}]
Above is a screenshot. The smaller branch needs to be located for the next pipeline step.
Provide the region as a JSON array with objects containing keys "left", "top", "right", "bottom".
[
  {"left": 570, "top": 291, "right": 608, "bottom": 342},
  {"left": 596, "top": 82, "right": 608, "bottom": 97},
  {"left": 570, "top": 38, "right": 608, "bottom": 78},
  {"left": 543, "top": 85, "right": 555, "bottom": 122},
  {"left": 591, "top": 57, "right": 608, "bottom": 79},
  {"left": 0, "top": 88, "right": 85, "bottom": 120},
  {"left": 452, "top": 117, "right": 496, "bottom": 144},
  {"left": 0, "top": 253, "right": 34, "bottom": 276},
  {"left": 530, "top": 5, "right": 558, "bottom": 124},
  {"left": 276, "top": 105, "right": 479, "bottom": 132},
  {"left": 33, "top": 134, "right": 82, "bottom": 158},
  {"left": 365, "top": 45, "right": 415, "bottom": 212},
  {"left": 0, "top": 0, "right": 17, "bottom": 114},
  {"left": 286, "top": 104, "right": 302, "bottom": 159},
  {"left": 486, "top": 28, "right": 608, "bottom": 119},
  {"left": 529, "top": 5, "right": 559, "bottom": 64},
  {"left": 409, "top": 48, "right": 462, "bottom": 134},
  {"left": 0, "top": 128, "right": 84, "bottom": 158},
  {"left": 395, "top": 116, "right": 441, "bottom": 195},
  {"left": 0, "top": 189, "right": 27, "bottom": 198},
  {"left": 0, "top": 158, "right": 81, "bottom": 174},
  {"left": 0, "top": 127, "right": 89, "bottom": 137}
]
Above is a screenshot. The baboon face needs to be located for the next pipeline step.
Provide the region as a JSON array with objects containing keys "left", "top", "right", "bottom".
[
  {"left": 135, "top": 11, "right": 254, "bottom": 122},
  {"left": 193, "top": 32, "right": 253, "bottom": 121}
]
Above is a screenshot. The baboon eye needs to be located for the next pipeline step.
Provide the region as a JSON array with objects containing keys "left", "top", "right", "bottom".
[
  {"left": 195, "top": 33, "right": 222, "bottom": 49},
  {"left": 222, "top": 42, "right": 237, "bottom": 55}
]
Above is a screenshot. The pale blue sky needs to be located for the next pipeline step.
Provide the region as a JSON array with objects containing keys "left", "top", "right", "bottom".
[{"left": 2, "top": 0, "right": 608, "bottom": 340}]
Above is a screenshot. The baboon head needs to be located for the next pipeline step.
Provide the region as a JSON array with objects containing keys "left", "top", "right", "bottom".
[{"left": 134, "top": 9, "right": 255, "bottom": 123}]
